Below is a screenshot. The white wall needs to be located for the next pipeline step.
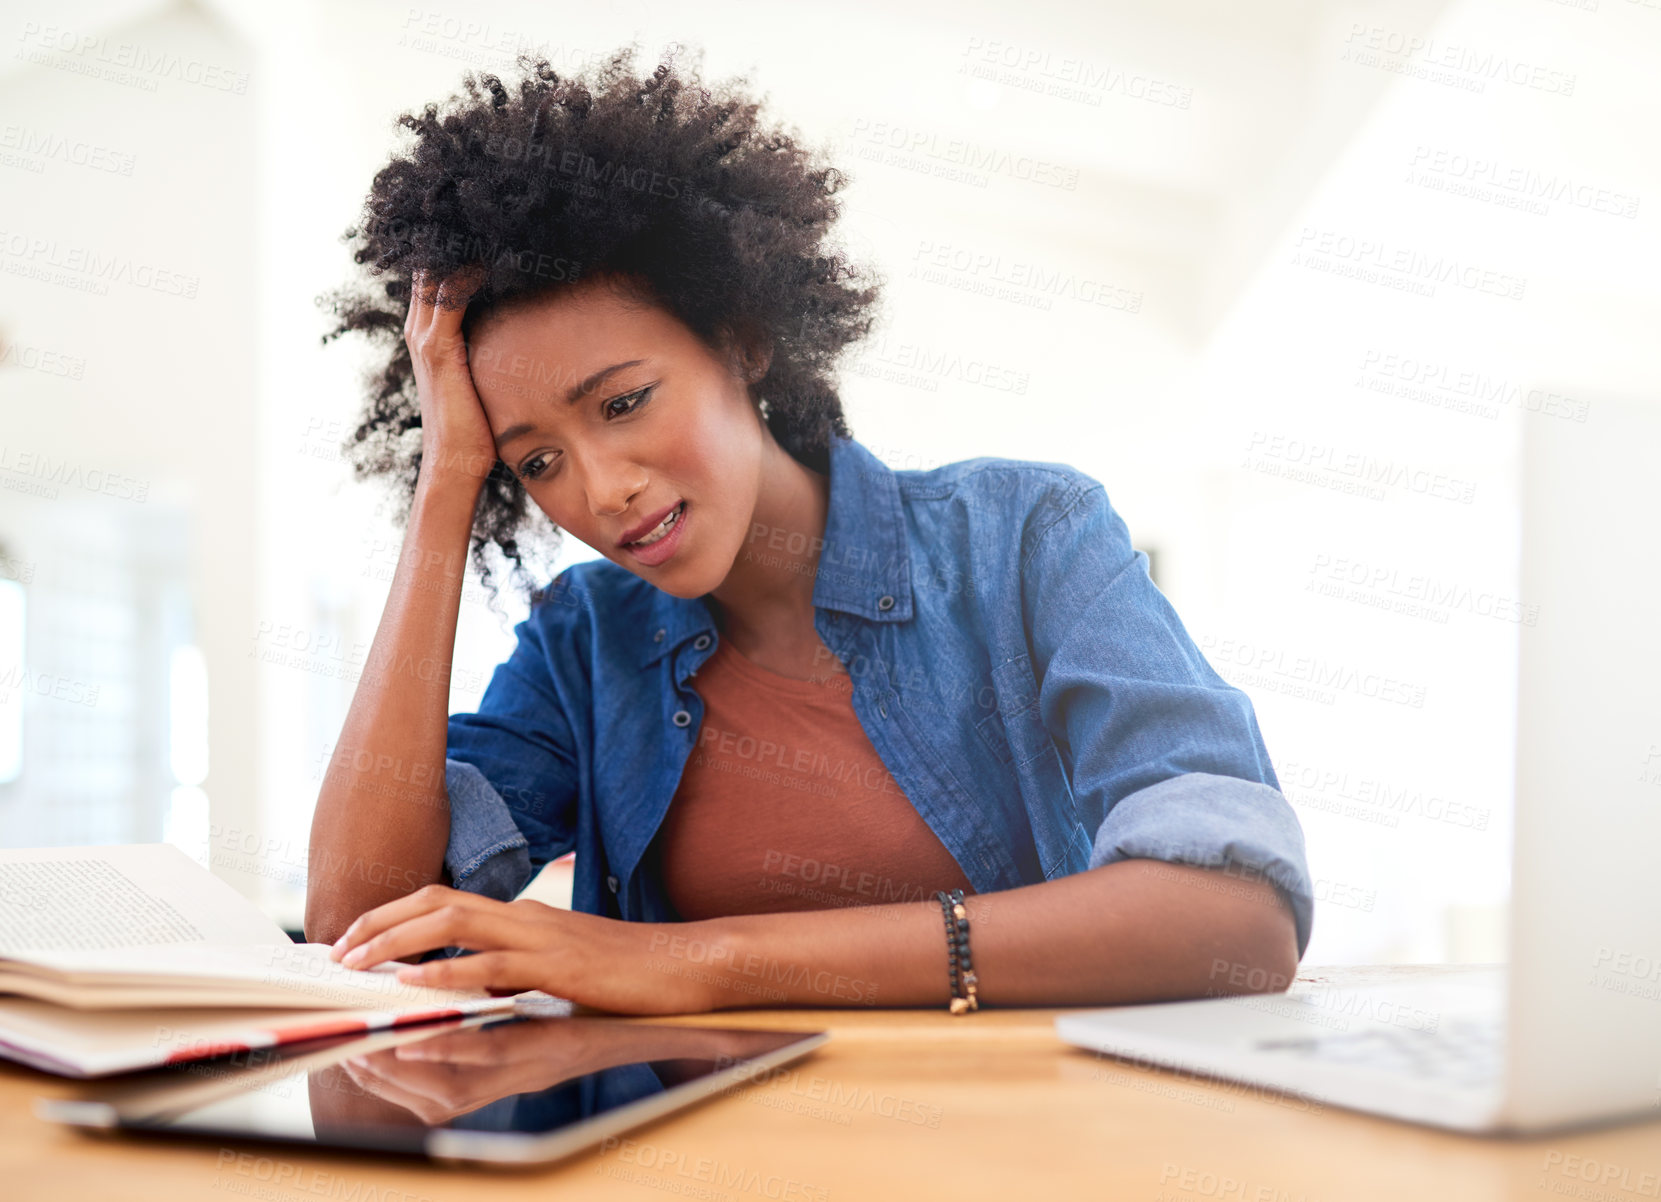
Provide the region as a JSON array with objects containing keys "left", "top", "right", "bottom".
[
  {"left": 0, "top": 4, "right": 259, "bottom": 887},
  {"left": 1184, "top": 0, "right": 1661, "bottom": 961},
  {"left": 4, "top": 0, "right": 1655, "bottom": 963}
]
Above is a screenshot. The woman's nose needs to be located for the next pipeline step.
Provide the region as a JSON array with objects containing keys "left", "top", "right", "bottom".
[{"left": 581, "top": 461, "right": 647, "bottom": 518}]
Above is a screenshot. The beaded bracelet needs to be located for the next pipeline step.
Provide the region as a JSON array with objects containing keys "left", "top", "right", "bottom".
[{"left": 934, "top": 888, "right": 979, "bottom": 1014}]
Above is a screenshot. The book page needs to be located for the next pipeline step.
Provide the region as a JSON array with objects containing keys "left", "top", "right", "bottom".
[
  {"left": 0, "top": 843, "right": 291, "bottom": 954},
  {"left": 2, "top": 943, "right": 501, "bottom": 1009}
]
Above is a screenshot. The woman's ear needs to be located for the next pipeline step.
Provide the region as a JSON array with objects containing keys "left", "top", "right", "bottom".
[
  {"left": 719, "top": 321, "right": 772, "bottom": 384},
  {"left": 742, "top": 335, "right": 773, "bottom": 383}
]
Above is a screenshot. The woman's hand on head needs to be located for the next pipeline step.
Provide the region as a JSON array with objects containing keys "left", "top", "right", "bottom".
[
  {"left": 325, "top": 884, "right": 723, "bottom": 1015},
  {"left": 405, "top": 266, "right": 499, "bottom": 485}
]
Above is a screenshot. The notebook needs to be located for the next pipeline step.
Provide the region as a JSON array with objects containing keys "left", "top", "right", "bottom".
[{"left": 0, "top": 843, "right": 524, "bottom": 1076}]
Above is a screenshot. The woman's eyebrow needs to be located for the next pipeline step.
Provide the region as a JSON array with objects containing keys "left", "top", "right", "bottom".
[
  {"left": 567, "top": 359, "right": 647, "bottom": 404},
  {"left": 494, "top": 359, "right": 649, "bottom": 451}
]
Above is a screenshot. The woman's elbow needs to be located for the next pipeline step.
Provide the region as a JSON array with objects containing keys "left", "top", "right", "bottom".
[{"left": 1204, "top": 906, "right": 1301, "bottom": 997}]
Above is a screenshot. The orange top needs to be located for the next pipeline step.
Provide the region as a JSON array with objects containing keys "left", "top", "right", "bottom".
[{"left": 648, "top": 636, "right": 975, "bottom": 921}]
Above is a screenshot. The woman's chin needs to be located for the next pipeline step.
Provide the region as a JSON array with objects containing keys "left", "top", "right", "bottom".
[{"left": 623, "top": 554, "right": 710, "bottom": 598}]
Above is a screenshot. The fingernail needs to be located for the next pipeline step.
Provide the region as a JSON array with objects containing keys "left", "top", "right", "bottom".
[{"left": 342, "top": 947, "right": 366, "bottom": 967}]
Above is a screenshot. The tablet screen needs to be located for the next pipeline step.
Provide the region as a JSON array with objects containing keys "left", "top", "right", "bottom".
[{"left": 39, "top": 1008, "right": 829, "bottom": 1165}]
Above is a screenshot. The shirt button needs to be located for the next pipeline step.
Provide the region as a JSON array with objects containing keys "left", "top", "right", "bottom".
[
  {"left": 607, "top": 875, "right": 619, "bottom": 893},
  {"left": 879, "top": 700, "right": 889, "bottom": 718},
  {"left": 877, "top": 595, "right": 895, "bottom": 611},
  {"left": 653, "top": 628, "right": 666, "bottom": 643},
  {"left": 693, "top": 633, "right": 712, "bottom": 650},
  {"left": 672, "top": 709, "right": 692, "bottom": 727}
]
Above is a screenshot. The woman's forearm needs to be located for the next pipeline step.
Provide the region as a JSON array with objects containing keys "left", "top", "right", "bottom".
[
  {"left": 304, "top": 467, "right": 483, "bottom": 945},
  {"left": 688, "top": 859, "right": 1301, "bottom": 1011}
]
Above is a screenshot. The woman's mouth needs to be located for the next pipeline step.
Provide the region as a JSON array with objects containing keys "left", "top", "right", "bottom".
[{"left": 623, "top": 501, "right": 687, "bottom": 566}]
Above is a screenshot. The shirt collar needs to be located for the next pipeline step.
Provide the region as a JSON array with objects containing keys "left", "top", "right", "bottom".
[{"left": 635, "top": 432, "right": 914, "bottom": 669}]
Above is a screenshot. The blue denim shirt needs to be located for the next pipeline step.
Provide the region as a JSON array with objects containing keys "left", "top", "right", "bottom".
[{"left": 442, "top": 433, "right": 1315, "bottom": 958}]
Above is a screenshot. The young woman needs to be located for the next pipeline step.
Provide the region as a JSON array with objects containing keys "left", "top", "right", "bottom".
[{"left": 307, "top": 46, "right": 1313, "bottom": 1015}]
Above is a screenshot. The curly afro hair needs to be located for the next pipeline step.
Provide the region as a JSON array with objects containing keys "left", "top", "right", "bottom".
[{"left": 320, "top": 42, "right": 884, "bottom": 618}]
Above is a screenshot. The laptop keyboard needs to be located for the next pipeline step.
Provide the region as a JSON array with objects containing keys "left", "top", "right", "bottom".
[{"left": 1252, "top": 1015, "right": 1504, "bottom": 1090}]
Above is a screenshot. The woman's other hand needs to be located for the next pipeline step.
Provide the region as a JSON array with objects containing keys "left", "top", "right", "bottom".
[{"left": 326, "top": 884, "right": 726, "bottom": 1015}]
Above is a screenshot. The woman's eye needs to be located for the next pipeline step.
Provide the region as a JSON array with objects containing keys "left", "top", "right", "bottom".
[
  {"left": 521, "top": 386, "right": 654, "bottom": 479},
  {"left": 603, "top": 386, "right": 654, "bottom": 419}
]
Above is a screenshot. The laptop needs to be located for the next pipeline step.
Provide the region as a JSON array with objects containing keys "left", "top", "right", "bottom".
[{"left": 1057, "top": 392, "right": 1661, "bottom": 1135}]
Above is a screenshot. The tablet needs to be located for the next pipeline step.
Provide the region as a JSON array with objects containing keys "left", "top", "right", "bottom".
[{"left": 35, "top": 1002, "right": 829, "bottom": 1167}]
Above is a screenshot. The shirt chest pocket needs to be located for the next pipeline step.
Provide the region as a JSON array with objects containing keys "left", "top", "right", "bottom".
[{"left": 974, "top": 654, "right": 1053, "bottom": 769}]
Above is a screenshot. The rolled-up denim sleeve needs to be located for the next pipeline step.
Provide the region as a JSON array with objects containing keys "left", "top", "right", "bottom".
[
  {"left": 1085, "top": 773, "right": 1313, "bottom": 960},
  {"left": 443, "top": 758, "right": 537, "bottom": 901},
  {"left": 1024, "top": 481, "right": 1315, "bottom": 960},
  {"left": 443, "top": 607, "right": 580, "bottom": 903}
]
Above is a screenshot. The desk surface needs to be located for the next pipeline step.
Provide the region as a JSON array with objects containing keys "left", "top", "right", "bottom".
[{"left": 3, "top": 966, "right": 1658, "bottom": 1201}]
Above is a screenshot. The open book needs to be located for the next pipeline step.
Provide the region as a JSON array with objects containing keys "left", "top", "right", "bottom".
[{"left": 0, "top": 843, "right": 526, "bottom": 1076}]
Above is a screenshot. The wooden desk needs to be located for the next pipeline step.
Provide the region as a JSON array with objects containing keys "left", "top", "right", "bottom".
[{"left": 3, "top": 967, "right": 1659, "bottom": 1201}]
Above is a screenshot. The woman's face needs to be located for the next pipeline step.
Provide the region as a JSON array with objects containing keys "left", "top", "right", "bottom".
[{"left": 466, "top": 276, "right": 768, "bottom": 598}]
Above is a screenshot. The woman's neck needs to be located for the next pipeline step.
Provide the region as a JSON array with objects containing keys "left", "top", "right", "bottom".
[{"left": 705, "top": 435, "right": 829, "bottom": 656}]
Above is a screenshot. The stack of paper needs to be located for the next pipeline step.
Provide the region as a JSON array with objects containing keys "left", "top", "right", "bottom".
[{"left": 0, "top": 844, "right": 520, "bottom": 1077}]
